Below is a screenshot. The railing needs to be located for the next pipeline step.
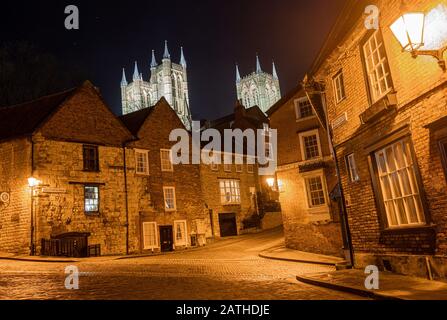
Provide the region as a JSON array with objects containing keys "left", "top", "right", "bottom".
[{"left": 41, "top": 233, "right": 99, "bottom": 257}]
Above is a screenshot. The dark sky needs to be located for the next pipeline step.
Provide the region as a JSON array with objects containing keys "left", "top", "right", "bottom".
[{"left": 0, "top": 0, "right": 345, "bottom": 120}]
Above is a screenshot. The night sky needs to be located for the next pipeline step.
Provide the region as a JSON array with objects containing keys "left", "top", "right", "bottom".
[{"left": 0, "top": 0, "right": 345, "bottom": 120}]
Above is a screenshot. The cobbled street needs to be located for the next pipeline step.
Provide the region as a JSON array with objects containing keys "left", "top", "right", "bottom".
[{"left": 0, "top": 229, "right": 366, "bottom": 300}]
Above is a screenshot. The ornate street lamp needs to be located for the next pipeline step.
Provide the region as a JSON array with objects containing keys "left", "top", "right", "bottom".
[{"left": 390, "top": 12, "right": 447, "bottom": 71}]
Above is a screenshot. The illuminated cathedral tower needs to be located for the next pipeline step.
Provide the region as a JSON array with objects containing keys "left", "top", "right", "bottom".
[
  {"left": 236, "top": 54, "right": 281, "bottom": 113},
  {"left": 121, "top": 41, "right": 192, "bottom": 129}
]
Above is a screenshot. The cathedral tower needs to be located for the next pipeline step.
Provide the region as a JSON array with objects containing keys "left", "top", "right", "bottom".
[
  {"left": 236, "top": 54, "right": 281, "bottom": 113},
  {"left": 121, "top": 41, "right": 192, "bottom": 130}
]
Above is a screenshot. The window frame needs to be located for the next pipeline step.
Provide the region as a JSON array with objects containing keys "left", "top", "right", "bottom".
[
  {"left": 333, "top": 70, "right": 346, "bottom": 104},
  {"left": 294, "top": 97, "right": 314, "bottom": 120},
  {"left": 142, "top": 222, "right": 159, "bottom": 250},
  {"left": 84, "top": 185, "right": 100, "bottom": 214},
  {"left": 439, "top": 138, "right": 447, "bottom": 183},
  {"left": 299, "top": 129, "right": 323, "bottom": 161},
  {"left": 135, "top": 149, "right": 150, "bottom": 176},
  {"left": 83, "top": 145, "right": 99, "bottom": 172},
  {"left": 224, "top": 163, "right": 232, "bottom": 172},
  {"left": 219, "top": 179, "right": 241, "bottom": 205},
  {"left": 345, "top": 153, "right": 360, "bottom": 183},
  {"left": 174, "top": 220, "right": 188, "bottom": 247},
  {"left": 163, "top": 186, "right": 177, "bottom": 212},
  {"left": 247, "top": 163, "right": 254, "bottom": 174},
  {"left": 304, "top": 174, "right": 328, "bottom": 209},
  {"left": 160, "top": 149, "right": 174, "bottom": 172}
]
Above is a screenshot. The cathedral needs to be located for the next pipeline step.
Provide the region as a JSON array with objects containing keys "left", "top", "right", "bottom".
[
  {"left": 121, "top": 41, "right": 192, "bottom": 129},
  {"left": 236, "top": 55, "right": 281, "bottom": 113}
]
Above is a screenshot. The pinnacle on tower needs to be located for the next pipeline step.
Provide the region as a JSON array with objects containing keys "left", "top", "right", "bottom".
[
  {"left": 133, "top": 61, "right": 140, "bottom": 81},
  {"left": 121, "top": 68, "right": 128, "bottom": 86},
  {"left": 180, "top": 47, "right": 187, "bottom": 68},
  {"left": 256, "top": 54, "right": 262, "bottom": 74},
  {"left": 163, "top": 40, "right": 171, "bottom": 60},
  {"left": 236, "top": 64, "right": 241, "bottom": 83},
  {"left": 272, "top": 60, "right": 278, "bottom": 80},
  {"left": 151, "top": 50, "right": 158, "bottom": 68}
]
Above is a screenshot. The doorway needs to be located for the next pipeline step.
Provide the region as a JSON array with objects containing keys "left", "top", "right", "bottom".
[
  {"left": 218, "top": 213, "right": 238, "bottom": 237},
  {"left": 159, "top": 225, "right": 174, "bottom": 252}
]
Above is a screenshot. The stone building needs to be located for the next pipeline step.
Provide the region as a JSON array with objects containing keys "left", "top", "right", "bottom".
[
  {"left": 236, "top": 55, "right": 282, "bottom": 114},
  {"left": 120, "top": 98, "right": 209, "bottom": 252},
  {"left": 121, "top": 41, "right": 192, "bottom": 129},
  {"left": 267, "top": 85, "right": 343, "bottom": 257},
  {"left": 307, "top": 0, "right": 447, "bottom": 278}
]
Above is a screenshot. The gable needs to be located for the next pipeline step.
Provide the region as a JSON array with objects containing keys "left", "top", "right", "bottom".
[{"left": 38, "top": 82, "right": 133, "bottom": 146}]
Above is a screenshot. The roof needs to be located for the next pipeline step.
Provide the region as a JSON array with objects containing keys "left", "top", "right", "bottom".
[
  {"left": 209, "top": 105, "right": 268, "bottom": 131},
  {"left": 266, "top": 84, "right": 303, "bottom": 116},
  {"left": 119, "top": 107, "right": 155, "bottom": 136},
  {"left": 0, "top": 88, "right": 77, "bottom": 141}
]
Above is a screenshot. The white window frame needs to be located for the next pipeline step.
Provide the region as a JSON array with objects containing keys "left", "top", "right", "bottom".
[
  {"left": 142, "top": 222, "right": 159, "bottom": 250},
  {"left": 299, "top": 129, "right": 323, "bottom": 161},
  {"left": 333, "top": 70, "right": 346, "bottom": 104},
  {"left": 163, "top": 186, "right": 177, "bottom": 212},
  {"left": 363, "top": 30, "right": 393, "bottom": 103},
  {"left": 294, "top": 97, "right": 314, "bottom": 120},
  {"left": 374, "top": 139, "right": 425, "bottom": 228},
  {"left": 304, "top": 173, "right": 328, "bottom": 209},
  {"left": 135, "top": 149, "right": 149, "bottom": 175},
  {"left": 219, "top": 179, "right": 241, "bottom": 205},
  {"left": 160, "top": 149, "right": 173, "bottom": 172},
  {"left": 346, "top": 153, "right": 360, "bottom": 182},
  {"left": 174, "top": 220, "right": 188, "bottom": 247}
]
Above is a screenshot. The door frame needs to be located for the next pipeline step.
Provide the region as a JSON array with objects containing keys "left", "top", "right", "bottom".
[{"left": 159, "top": 225, "right": 174, "bottom": 252}]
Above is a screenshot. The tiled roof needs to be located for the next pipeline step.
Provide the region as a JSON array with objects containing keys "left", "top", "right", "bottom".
[{"left": 119, "top": 107, "right": 155, "bottom": 136}]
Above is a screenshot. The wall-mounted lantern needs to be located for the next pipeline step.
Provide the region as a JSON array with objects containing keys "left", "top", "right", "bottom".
[{"left": 390, "top": 12, "right": 447, "bottom": 71}]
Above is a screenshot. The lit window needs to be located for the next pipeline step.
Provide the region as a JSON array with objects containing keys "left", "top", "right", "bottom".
[
  {"left": 305, "top": 176, "right": 326, "bottom": 208},
  {"left": 363, "top": 30, "right": 394, "bottom": 103},
  {"left": 174, "top": 220, "right": 187, "bottom": 246},
  {"left": 83, "top": 145, "right": 99, "bottom": 172},
  {"left": 295, "top": 98, "right": 314, "bottom": 120},
  {"left": 374, "top": 139, "right": 425, "bottom": 228},
  {"left": 163, "top": 187, "right": 177, "bottom": 211},
  {"left": 84, "top": 185, "right": 99, "bottom": 213},
  {"left": 160, "top": 149, "right": 173, "bottom": 172},
  {"left": 220, "top": 179, "right": 241, "bottom": 204},
  {"left": 142, "top": 222, "right": 158, "bottom": 250},
  {"left": 333, "top": 70, "right": 346, "bottom": 103},
  {"left": 300, "top": 130, "right": 322, "bottom": 160},
  {"left": 135, "top": 150, "right": 149, "bottom": 175},
  {"left": 346, "top": 153, "right": 360, "bottom": 182}
]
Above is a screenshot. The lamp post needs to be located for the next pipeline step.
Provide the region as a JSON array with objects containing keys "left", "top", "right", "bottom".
[
  {"left": 390, "top": 12, "right": 447, "bottom": 71},
  {"left": 28, "top": 177, "right": 41, "bottom": 256}
]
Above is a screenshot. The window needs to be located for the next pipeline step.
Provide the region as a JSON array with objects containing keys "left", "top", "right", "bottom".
[
  {"left": 211, "top": 163, "right": 219, "bottom": 171},
  {"left": 236, "top": 163, "right": 243, "bottom": 173},
  {"left": 305, "top": 176, "right": 326, "bottom": 208},
  {"left": 219, "top": 179, "right": 241, "bottom": 204},
  {"left": 163, "top": 187, "right": 177, "bottom": 211},
  {"left": 135, "top": 149, "right": 149, "bottom": 175},
  {"left": 160, "top": 149, "right": 173, "bottom": 172},
  {"left": 373, "top": 139, "right": 425, "bottom": 228},
  {"left": 346, "top": 153, "right": 360, "bottom": 182},
  {"left": 247, "top": 163, "right": 254, "bottom": 173},
  {"left": 265, "top": 142, "right": 274, "bottom": 160},
  {"left": 333, "top": 70, "right": 346, "bottom": 103},
  {"left": 440, "top": 139, "right": 447, "bottom": 181},
  {"left": 84, "top": 185, "right": 99, "bottom": 213},
  {"left": 363, "top": 30, "right": 393, "bottom": 103},
  {"left": 224, "top": 163, "right": 232, "bottom": 172},
  {"left": 295, "top": 98, "right": 314, "bottom": 120},
  {"left": 142, "top": 222, "right": 158, "bottom": 250},
  {"left": 174, "top": 220, "right": 187, "bottom": 246},
  {"left": 299, "top": 130, "right": 322, "bottom": 161},
  {"left": 83, "top": 145, "right": 99, "bottom": 172}
]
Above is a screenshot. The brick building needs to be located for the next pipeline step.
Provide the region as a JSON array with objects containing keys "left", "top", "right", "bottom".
[
  {"left": 267, "top": 85, "right": 343, "bottom": 257},
  {"left": 307, "top": 0, "right": 447, "bottom": 278}
]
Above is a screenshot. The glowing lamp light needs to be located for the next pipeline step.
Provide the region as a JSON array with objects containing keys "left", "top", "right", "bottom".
[
  {"left": 266, "top": 178, "right": 275, "bottom": 188},
  {"left": 28, "top": 177, "right": 41, "bottom": 188},
  {"left": 390, "top": 13, "right": 425, "bottom": 52}
]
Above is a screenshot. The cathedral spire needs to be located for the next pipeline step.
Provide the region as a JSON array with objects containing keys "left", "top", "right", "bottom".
[
  {"left": 121, "top": 68, "right": 128, "bottom": 86},
  {"left": 236, "top": 64, "right": 241, "bottom": 83},
  {"left": 256, "top": 54, "right": 262, "bottom": 74},
  {"left": 180, "top": 47, "right": 187, "bottom": 68},
  {"left": 163, "top": 40, "right": 171, "bottom": 60},
  {"left": 151, "top": 50, "right": 158, "bottom": 68},
  {"left": 133, "top": 61, "right": 140, "bottom": 81},
  {"left": 272, "top": 60, "right": 278, "bottom": 80}
]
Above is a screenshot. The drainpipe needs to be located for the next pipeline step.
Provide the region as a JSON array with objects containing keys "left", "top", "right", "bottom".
[
  {"left": 304, "top": 84, "right": 354, "bottom": 266},
  {"left": 122, "top": 145, "right": 130, "bottom": 255},
  {"left": 30, "top": 136, "right": 35, "bottom": 256}
]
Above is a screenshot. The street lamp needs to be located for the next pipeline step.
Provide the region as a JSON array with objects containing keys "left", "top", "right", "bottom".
[
  {"left": 390, "top": 12, "right": 447, "bottom": 71},
  {"left": 28, "top": 177, "right": 41, "bottom": 256}
]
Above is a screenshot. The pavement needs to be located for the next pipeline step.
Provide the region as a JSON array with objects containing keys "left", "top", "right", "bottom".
[
  {"left": 0, "top": 227, "right": 366, "bottom": 300},
  {"left": 259, "top": 246, "right": 347, "bottom": 266}
]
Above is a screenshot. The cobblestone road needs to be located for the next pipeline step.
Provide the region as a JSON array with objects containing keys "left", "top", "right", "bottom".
[{"left": 0, "top": 229, "right": 366, "bottom": 300}]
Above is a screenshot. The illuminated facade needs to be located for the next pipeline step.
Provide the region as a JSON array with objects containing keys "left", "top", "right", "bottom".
[
  {"left": 236, "top": 55, "right": 281, "bottom": 113},
  {"left": 121, "top": 41, "right": 192, "bottom": 130}
]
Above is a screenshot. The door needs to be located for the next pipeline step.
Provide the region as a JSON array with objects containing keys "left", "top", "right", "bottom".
[
  {"left": 218, "top": 213, "right": 238, "bottom": 237},
  {"left": 159, "top": 226, "right": 174, "bottom": 252}
]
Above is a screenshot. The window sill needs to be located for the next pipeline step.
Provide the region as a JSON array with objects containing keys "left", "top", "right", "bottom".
[
  {"left": 135, "top": 173, "right": 150, "bottom": 177},
  {"left": 83, "top": 170, "right": 100, "bottom": 173},
  {"left": 222, "top": 203, "right": 241, "bottom": 206},
  {"left": 85, "top": 212, "right": 100, "bottom": 217},
  {"left": 381, "top": 224, "right": 436, "bottom": 235},
  {"left": 296, "top": 115, "right": 317, "bottom": 123},
  {"left": 360, "top": 93, "right": 398, "bottom": 124}
]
